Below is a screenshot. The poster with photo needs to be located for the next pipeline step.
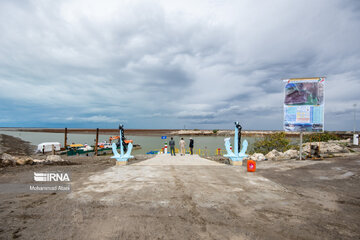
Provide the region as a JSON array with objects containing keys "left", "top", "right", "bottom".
[{"left": 284, "top": 78, "right": 325, "bottom": 132}]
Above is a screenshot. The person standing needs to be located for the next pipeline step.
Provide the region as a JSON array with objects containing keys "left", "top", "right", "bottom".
[
  {"left": 179, "top": 138, "right": 186, "bottom": 156},
  {"left": 189, "top": 138, "right": 194, "bottom": 155},
  {"left": 169, "top": 137, "right": 176, "bottom": 156}
]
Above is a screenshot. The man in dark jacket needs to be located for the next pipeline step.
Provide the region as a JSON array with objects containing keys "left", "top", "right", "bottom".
[
  {"left": 169, "top": 137, "right": 176, "bottom": 156},
  {"left": 189, "top": 138, "right": 194, "bottom": 155}
]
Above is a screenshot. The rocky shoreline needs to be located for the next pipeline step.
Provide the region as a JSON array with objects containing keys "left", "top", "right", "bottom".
[
  {"left": 248, "top": 139, "right": 359, "bottom": 162},
  {"left": 207, "top": 139, "right": 360, "bottom": 163},
  {"left": 0, "top": 134, "right": 74, "bottom": 167},
  {"left": 0, "top": 134, "right": 153, "bottom": 168}
]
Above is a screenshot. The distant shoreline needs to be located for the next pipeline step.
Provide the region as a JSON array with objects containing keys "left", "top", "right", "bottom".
[{"left": 0, "top": 128, "right": 354, "bottom": 138}]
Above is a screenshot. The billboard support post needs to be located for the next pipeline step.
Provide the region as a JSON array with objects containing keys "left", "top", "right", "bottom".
[{"left": 299, "top": 131, "right": 303, "bottom": 160}]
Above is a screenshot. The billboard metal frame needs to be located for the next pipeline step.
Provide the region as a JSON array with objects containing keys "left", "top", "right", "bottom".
[{"left": 282, "top": 77, "right": 326, "bottom": 160}]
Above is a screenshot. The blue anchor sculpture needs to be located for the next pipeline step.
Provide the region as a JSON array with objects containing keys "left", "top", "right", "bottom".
[
  {"left": 224, "top": 122, "right": 248, "bottom": 164},
  {"left": 111, "top": 124, "right": 134, "bottom": 163}
]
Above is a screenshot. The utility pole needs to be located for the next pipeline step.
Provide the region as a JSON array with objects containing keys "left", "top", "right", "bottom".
[{"left": 299, "top": 131, "right": 303, "bottom": 160}]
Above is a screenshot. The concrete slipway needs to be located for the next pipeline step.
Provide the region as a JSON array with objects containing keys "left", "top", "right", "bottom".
[{"left": 64, "top": 154, "right": 360, "bottom": 240}]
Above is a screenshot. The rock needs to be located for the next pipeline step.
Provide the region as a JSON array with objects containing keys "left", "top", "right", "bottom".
[
  {"left": 328, "top": 139, "right": 351, "bottom": 143},
  {"left": 249, "top": 153, "right": 266, "bottom": 161},
  {"left": 1, "top": 153, "right": 16, "bottom": 166},
  {"left": 13, "top": 156, "right": 33, "bottom": 166},
  {"left": 16, "top": 158, "right": 26, "bottom": 165},
  {"left": 324, "top": 143, "right": 345, "bottom": 153},
  {"left": 265, "top": 151, "right": 276, "bottom": 161},
  {"left": 33, "top": 159, "right": 46, "bottom": 163},
  {"left": 2, "top": 153, "right": 15, "bottom": 161},
  {"left": 303, "top": 142, "right": 350, "bottom": 154},
  {"left": 46, "top": 155, "right": 63, "bottom": 162},
  {"left": 265, "top": 149, "right": 285, "bottom": 161},
  {"left": 283, "top": 149, "right": 299, "bottom": 159},
  {"left": 25, "top": 157, "right": 34, "bottom": 165}
]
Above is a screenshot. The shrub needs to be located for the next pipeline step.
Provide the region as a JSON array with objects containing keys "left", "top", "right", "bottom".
[
  {"left": 303, "top": 132, "right": 340, "bottom": 143},
  {"left": 253, "top": 132, "right": 294, "bottom": 154},
  {"left": 213, "top": 129, "right": 219, "bottom": 134}
]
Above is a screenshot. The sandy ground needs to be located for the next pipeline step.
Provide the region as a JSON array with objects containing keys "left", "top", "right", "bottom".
[{"left": 0, "top": 150, "right": 360, "bottom": 239}]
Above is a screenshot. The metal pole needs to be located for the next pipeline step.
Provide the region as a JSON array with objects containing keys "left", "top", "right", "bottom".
[
  {"left": 234, "top": 124, "right": 239, "bottom": 156},
  {"left": 95, "top": 128, "right": 99, "bottom": 156},
  {"left": 299, "top": 131, "right": 303, "bottom": 160},
  {"left": 354, "top": 104, "right": 357, "bottom": 134}
]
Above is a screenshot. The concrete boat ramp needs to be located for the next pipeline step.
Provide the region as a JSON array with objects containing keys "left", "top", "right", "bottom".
[
  {"left": 132, "top": 154, "right": 222, "bottom": 166},
  {"left": 65, "top": 155, "right": 360, "bottom": 239}
]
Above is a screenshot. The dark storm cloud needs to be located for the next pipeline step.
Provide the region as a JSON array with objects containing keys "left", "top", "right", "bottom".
[{"left": 0, "top": 0, "right": 359, "bottom": 130}]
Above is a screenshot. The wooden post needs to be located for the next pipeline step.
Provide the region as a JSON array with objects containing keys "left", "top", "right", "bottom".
[
  {"left": 64, "top": 128, "right": 68, "bottom": 149},
  {"left": 95, "top": 128, "right": 99, "bottom": 156}
]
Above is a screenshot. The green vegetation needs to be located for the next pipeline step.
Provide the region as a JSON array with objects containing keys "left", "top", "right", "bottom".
[
  {"left": 212, "top": 129, "right": 219, "bottom": 134},
  {"left": 251, "top": 132, "right": 341, "bottom": 154},
  {"left": 252, "top": 132, "right": 295, "bottom": 154},
  {"left": 303, "top": 132, "right": 340, "bottom": 143}
]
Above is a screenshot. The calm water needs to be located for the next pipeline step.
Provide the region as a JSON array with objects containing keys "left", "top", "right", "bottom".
[{"left": 0, "top": 130, "right": 261, "bottom": 155}]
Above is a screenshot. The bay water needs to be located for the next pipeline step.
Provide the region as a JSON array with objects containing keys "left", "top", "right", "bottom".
[{"left": 0, "top": 130, "right": 261, "bottom": 155}]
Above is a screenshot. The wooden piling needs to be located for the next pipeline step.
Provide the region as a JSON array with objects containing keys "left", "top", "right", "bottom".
[
  {"left": 95, "top": 128, "right": 99, "bottom": 156},
  {"left": 64, "top": 128, "right": 68, "bottom": 149}
]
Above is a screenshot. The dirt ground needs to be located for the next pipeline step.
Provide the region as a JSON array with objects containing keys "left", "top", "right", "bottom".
[
  {"left": 0, "top": 134, "right": 36, "bottom": 156},
  {"left": 0, "top": 137, "right": 359, "bottom": 239}
]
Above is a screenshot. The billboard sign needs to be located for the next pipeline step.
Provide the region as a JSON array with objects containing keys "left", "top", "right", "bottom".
[{"left": 283, "top": 77, "right": 325, "bottom": 132}]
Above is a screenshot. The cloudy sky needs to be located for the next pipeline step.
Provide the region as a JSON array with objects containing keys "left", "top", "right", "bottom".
[{"left": 0, "top": 0, "right": 359, "bottom": 130}]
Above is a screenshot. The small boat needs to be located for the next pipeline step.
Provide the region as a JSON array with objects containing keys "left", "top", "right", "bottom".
[
  {"left": 69, "top": 144, "right": 83, "bottom": 148},
  {"left": 64, "top": 137, "right": 141, "bottom": 156},
  {"left": 109, "top": 136, "right": 133, "bottom": 144},
  {"left": 146, "top": 150, "right": 159, "bottom": 155},
  {"left": 78, "top": 144, "right": 93, "bottom": 151},
  {"left": 109, "top": 136, "right": 140, "bottom": 150},
  {"left": 98, "top": 142, "right": 112, "bottom": 149}
]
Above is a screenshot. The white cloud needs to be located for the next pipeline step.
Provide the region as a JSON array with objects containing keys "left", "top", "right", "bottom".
[{"left": 0, "top": 0, "right": 359, "bottom": 130}]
